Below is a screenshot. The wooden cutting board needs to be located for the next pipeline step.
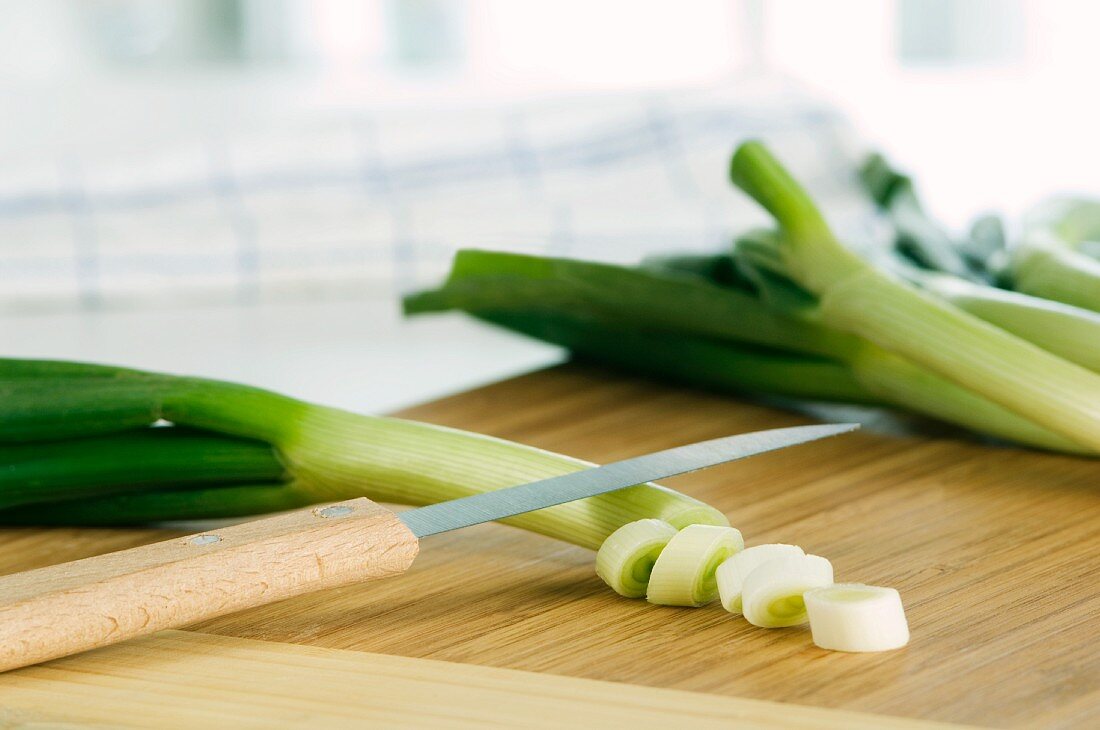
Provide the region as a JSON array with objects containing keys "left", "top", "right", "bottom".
[{"left": 1, "top": 364, "right": 1097, "bottom": 728}]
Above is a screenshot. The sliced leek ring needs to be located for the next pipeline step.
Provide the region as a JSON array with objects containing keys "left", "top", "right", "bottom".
[
  {"left": 715, "top": 543, "right": 805, "bottom": 614},
  {"left": 804, "top": 583, "right": 909, "bottom": 652},
  {"left": 595, "top": 518, "right": 678, "bottom": 597},
  {"left": 740, "top": 554, "right": 833, "bottom": 627},
  {"left": 646, "top": 524, "right": 744, "bottom": 606}
]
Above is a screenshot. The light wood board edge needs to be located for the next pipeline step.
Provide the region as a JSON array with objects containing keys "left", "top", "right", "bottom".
[{"left": 0, "top": 630, "right": 975, "bottom": 730}]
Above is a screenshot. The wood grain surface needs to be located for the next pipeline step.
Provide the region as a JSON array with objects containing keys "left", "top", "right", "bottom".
[
  {"left": 0, "top": 498, "right": 418, "bottom": 672},
  {"left": 1, "top": 364, "right": 1097, "bottom": 728},
  {"left": 0, "top": 630, "right": 965, "bottom": 729}
]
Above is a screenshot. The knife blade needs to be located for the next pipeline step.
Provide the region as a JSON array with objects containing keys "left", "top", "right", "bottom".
[
  {"left": 0, "top": 422, "right": 858, "bottom": 673},
  {"left": 400, "top": 422, "right": 858, "bottom": 538}
]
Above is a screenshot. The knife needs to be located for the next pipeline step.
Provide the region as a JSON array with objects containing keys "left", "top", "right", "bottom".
[{"left": 0, "top": 422, "right": 856, "bottom": 672}]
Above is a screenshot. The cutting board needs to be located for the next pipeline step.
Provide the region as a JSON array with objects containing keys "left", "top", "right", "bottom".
[
  {"left": 1, "top": 364, "right": 1097, "bottom": 728},
  {"left": 0, "top": 630, "right": 948, "bottom": 729}
]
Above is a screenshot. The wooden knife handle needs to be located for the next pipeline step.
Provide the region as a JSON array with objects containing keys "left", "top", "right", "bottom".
[{"left": 0, "top": 497, "right": 419, "bottom": 673}]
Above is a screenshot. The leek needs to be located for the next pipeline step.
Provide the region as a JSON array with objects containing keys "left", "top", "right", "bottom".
[
  {"left": 1024, "top": 196, "right": 1100, "bottom": 251},
  {"left": 740, "top": 554, "right": 833, "bottom": 628},
  {"left": 1011, "top": 198, "right": 1100, "bottom": 310},
  {"left": 804, "top": 583, "right": 910, "bottom": 652},
  {"left": 0, "top": 482, "right": 314, "bottom": 525},
  {"left": 476, "top": 311, "right": 878, "bottom": 405},
  {"left": 862, "top": 153, "right": 1100, "bottom": 314},
  {"left": 646, "top": 524, "right": 743, "bottom": 607},
  {"left": 902, "top": 269, "right": 1100, "bottom": 372},
  {"left": 964, "top": 214, "right": 1008, "bottom": 271},
  {"left": 1007, "top": 233, "right": 1100, "bottom": 313},
  {"left": 0, "top": 429, "right": 284, "bottom": 510},
  {"left": 405, "top": 250, "right": 858, "bottom": 361},
  {"left": 858, "top": 152, "right": 1100, "bottom": 343},
  {"left": 0, "top": 359, "right": 726, "bottom": 548},
  {"left": 595, "top": 518, "right": 678, "bottom": 598},
  {"left": 731, "top": 141, "right": 1100, "bottom": 452},
  {"left": 859, "top": 152, "right": 977, "bottom": 279},
  {"left": 715, "top": 543, "right": 805, "bottom": 614},
  {"left": 411, "top": 251, "right": 1081, "bottom": 453}
]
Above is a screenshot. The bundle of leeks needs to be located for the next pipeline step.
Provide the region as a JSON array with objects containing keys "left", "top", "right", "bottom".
[
  {"left": 406, "top": 141, "right": 1100, "bottom": 456},
  {"left": 0, "top": 358, "right": 725, "bottom": 540}
]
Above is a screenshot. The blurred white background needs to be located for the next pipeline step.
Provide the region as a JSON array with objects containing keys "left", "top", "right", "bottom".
[{"left": 1, "top": 0, "right": 1097, "bottom": 410}]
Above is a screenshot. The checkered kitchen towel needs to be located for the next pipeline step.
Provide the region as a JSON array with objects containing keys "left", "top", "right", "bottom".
[{"left": 0, "top": 85, "right": 865, "bottom": 312}]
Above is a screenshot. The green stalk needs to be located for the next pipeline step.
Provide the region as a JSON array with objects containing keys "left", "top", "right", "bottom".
[
  {"left": 0, "top": 359, "right": 147, "bottom": 378},
  {"left": 0, "top": 428, "right": 286, "bottom": 510},
  {"left": 859, "top": 153, "right": 975, "bottom": 278},
  {"left": 1008, "top": 198, "right": 1100, "bottom": 310},
  {"left": 964, "top": 214, "right": 1007, "bottom": 270},
  {"left": 906, "top": 270, "right": 1100, "bottom": 373},
  {"left": 0, "top": 359, "right": 725, "bottom": 548},
  {"left": 409, "top": 251, "right": 1079, "bottom": 452},
  {"left": 640, "top": 253, "right": 747, "bottom": 288},
  {"left": 846, "top": 348, "right": 1085, "bottom": 453},
  {"left": 0, "top": 377, "right": 175, "bottom": 442},
  {"left": 1024, "top": 196, "right": 1100, "bottom": 250},
  {"left": 0, "top": 482, "right": 315, "bottom": 526},
  {"left": 730, "top": 147, "right": 866, "bottom": 294},
  {"left": 405, "top": 250, "right": 861, "bottom": 361},
  {"left": 731, "top": 141, "right": 1100, "bottom": 452},
  {"left": 1008, "top": 234, "right": 1100, "bottom": 313},
  {"left": 730, "top": 238, "right": 1085, "bottom": 452},
  {"left": 476, "top": 311, "right": 879, "bottom": 405}
]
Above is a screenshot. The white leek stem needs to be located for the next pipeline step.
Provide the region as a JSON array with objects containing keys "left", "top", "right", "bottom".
[
  {"left": 804, "top": 583, "right": 909, "bottom": 652},
  {"left": 281, "top": 407, "right": 728, "bottom": 550},
  {"left": 716, "top": 543, "right": 805, "bottom": 614},
  {"left": 916, "top": 271, "right": 1100, "bottom": 373},
  {"left": 821, "top": 268, "right": 1100, "bottom": 451},
  {"left": 595, "top": 519, "right": 677, "bottom": 598},
  {"left": 741, "top": 554, "right": 833, "bottom": 627},
  {"left": 646, "top": 524, "right": 744, "bottom": 607}
]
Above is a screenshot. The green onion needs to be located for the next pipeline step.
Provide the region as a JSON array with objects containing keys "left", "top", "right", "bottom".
[
  {"left": 0, "top": 359, "right": 726, "bottom": 548},
  {"left": 646, "top": 524, "right": 743, "bottom": 607},
  {"left": 730, "top": 140, "right": 1100, "bottom": 452}
]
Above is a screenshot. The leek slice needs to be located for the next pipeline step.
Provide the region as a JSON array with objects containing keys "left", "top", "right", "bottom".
[
  {"left": 646, "top": 524, "right": 744, "bottom": 607},
  {"left": 804, "top": 583, "right": 909, "bottom": 652},
  {"left": 740, "top": 554, "right": 833, "bottom": 627},
  {"left": 716, "top": 543, "right": 805, "bottom": 614},
  {"left": 595, "top": 518, "right": 678, "bottom": 598}
]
